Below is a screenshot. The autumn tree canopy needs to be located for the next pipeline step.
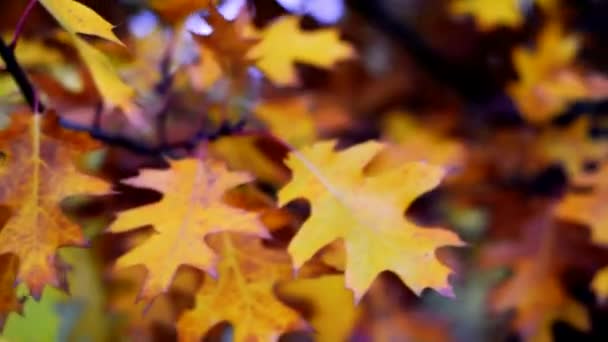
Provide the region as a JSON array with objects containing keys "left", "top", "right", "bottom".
[{"left": 0, "top": 0, "right": 608, "bottom": 341}]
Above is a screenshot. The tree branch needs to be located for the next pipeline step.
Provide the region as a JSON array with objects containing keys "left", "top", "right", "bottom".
[{"left": 0, "top": 36, "right": 44, "bottom": 112}]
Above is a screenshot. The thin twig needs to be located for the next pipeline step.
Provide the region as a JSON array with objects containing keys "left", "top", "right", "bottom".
[
  {"left": 10, "top": 0, "right": 38, "bottom": 50},
  {"left": 58, "top": 116, "right": 247, "bottom": 155}
]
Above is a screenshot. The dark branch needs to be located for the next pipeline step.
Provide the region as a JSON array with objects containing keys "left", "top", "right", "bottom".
[
  {"left": 59, "top": 116, "right": 247, "bottom": 155},
  {"left": 0, "top": 36, "right": 44, "bottom": 112}
]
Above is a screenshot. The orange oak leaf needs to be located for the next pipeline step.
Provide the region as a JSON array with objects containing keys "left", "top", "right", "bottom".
[
  {"left": 248, "top": 16, "right": 355, "bottom": 85},
  {"left": 277, "top": 275, "right": 360, "bottom": 342},
  {"left": 556, "top": 164, "right": 608, "bottom": 246},
  {"left": 487, "top": 213, "right": 589, "bottom": 342},
  {"left": 108, "top": 158, "right": 268, "bottom": 301},
  {"left": 0, "top": 113, "right": 109, "bottom": 298},
  {"left": 494, "top": 259, "right": 589, "bottom": 342},
  {"left": 177, "top": 233, "right": 306, "bottom": 342},
  {"left": 508, "top": 23, "right": 588, "bottom": 124},
  {"left": 278, "top": 140, "right": 464, "bottom": 300}
]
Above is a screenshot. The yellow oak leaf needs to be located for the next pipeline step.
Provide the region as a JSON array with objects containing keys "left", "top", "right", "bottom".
[
  {"left": 534, "top": 117, "right": 608, "bottom": 179},
  {"left": 277, "top": 275, "right": 360, "bottom": 342},
  {"left": 39, "top": 0, "right": 138, "bottom": 123},
  {"left": 556, "top": 164, "right": 608, "bottom": 246},
  {"left": 508, "top": 23, "right": 588, "bottom": 124},
  {"left": 177, "top": 234, "right": 306, "bottom": 342},
  {"left": 108, "top": 158, "right": 269, "bottom": 301},
  {"left": 71, "top": 37, "right": 141, "bottom": 125},
  {"left": 254, "top": 97, "right": 317, "bottom": 147},
  {"left": 278, "top": 140, "right": 463, "bottom": 300},
  {"left": 38, "top": 0, "right": 123, "bottom": 45},
  {"left": 0, "top": 113, "right": 109, "bottom": 298},
  {"left": 450, "top": 0, "right": 523, "bottom": 31},
  {"left": 248, "top": 16, "right": 355, "bottom": 85},
  {"left": 592, "top": 266, "right": 608, "bottom": 302}
]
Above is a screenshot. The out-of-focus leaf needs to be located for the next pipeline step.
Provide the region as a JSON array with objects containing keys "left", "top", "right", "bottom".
[
  {"left": 248, "top": 16, "right": 355, "bottom": 85},
  {"left": 177, "top": 234, "right": 306, "bottom": 341}
]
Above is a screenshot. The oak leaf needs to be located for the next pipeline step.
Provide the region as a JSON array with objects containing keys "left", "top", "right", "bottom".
[
  {"left": 450, "top": 0, "right": 523, "bottom": 31},
  {"left": 108, "top": 158, "right": 268, "bottom": 301},
  {"left": 487, "top": 213, "right": 589, "bottom": 342},
  {"left": 494, "top": 259, "right": 589, "bottom": 342},
  {"left": 0, "top": 113, "right": 109, "bottom": 298},
  {"left": 556, "top": 164, "right": 608, "bottom": 246},
  {"left": 508, "top": 23, "right": 588, "bottom": 124},
  {"left": 533, "top": 117, "right": 608, "bottom": 179},
  {"left": 278, "top": 140, "right": 463, "bottom": 300},
  {"left": 177, "top": 234, "right": 306, "bottom": 342},
  {"left": 248, "top": 16, "right": 355, "bottom": 85},
  {"left": 38, "top": 0, "right": 123, "bottom": 45},
  {"left": 39, "top": 0, "right": 138, "bottom": 124}
]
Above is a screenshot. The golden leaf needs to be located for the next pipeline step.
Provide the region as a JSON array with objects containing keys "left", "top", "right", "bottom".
[
  {"left": 450, "top": 0, "right": 523, "bottom": 30},
  {"left": 177, "top": 234, "right": 306, "bottom": 342},
  {"left": 556, "top": 164, "right": 608, "bottom": 246},
  {"left": 534, "top": 117, "right": 608, "bottom": 179},
  {"left": 0, "top": 113, "right": 109, "bottom": 297},
  {"left": 248, "top": 16, "right": 355, "bottom": 85},
  {"left": 39, "top": 0, "right": 138, "bottom": 123},
  {"left": 108, "top": 158, "right": 268, "bottom": 301},
  {"left": 278, "top": 140, "right": 463, "bottom": 300},
  {"left": 508, "top": 23, "right": 588, "bottom": 124},
  {"left": 38, "top": 0, "right": 123, "bottom": 45}
]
